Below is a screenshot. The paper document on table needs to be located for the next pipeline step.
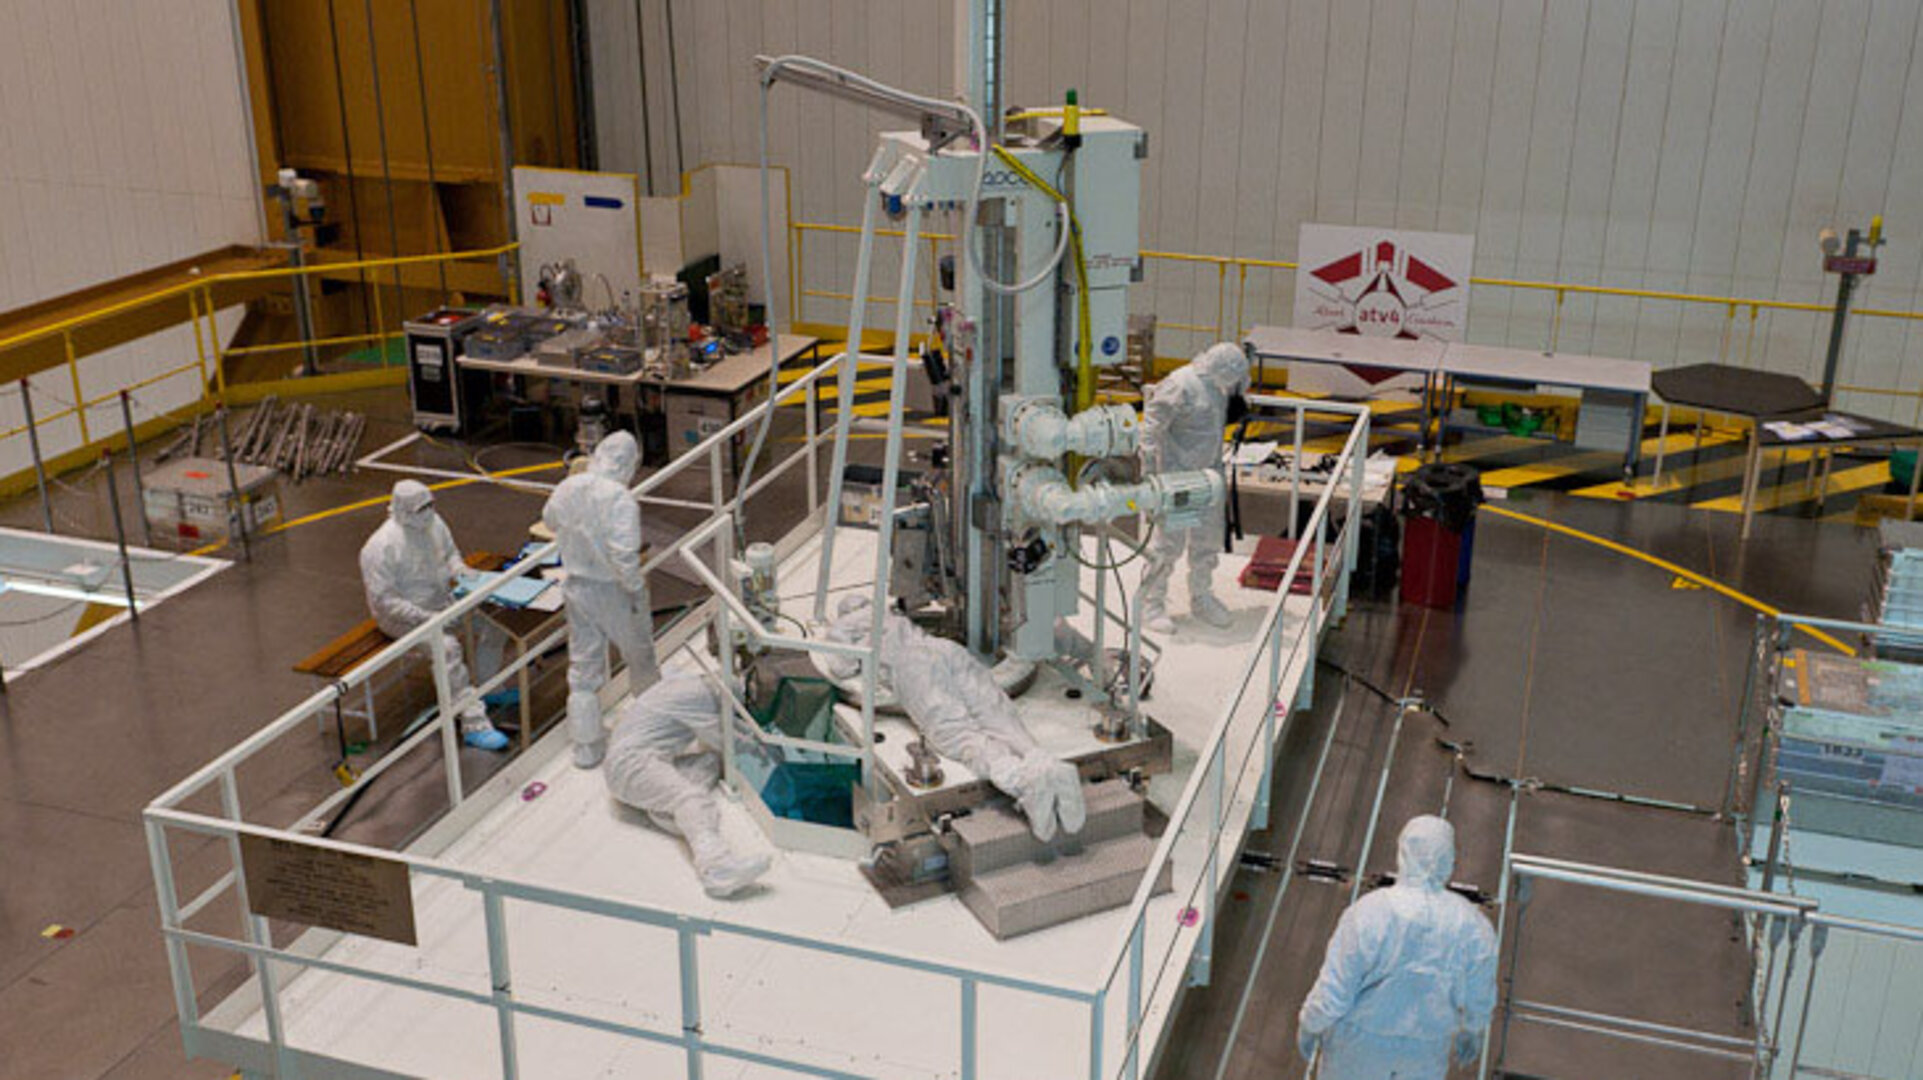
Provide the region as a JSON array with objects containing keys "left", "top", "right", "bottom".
[
  {"left": 1764, "top": 421, "right": 1815, "bottom": 441},
  {"left": 525, "top": 586, "right": 565, "bottom": 612},
  {"left": 457, "top": 571, "right": 554, "bottom": 608},
  {"left": 1231, "top": 441, "right": 1278, "bottom": 467},
  {"left": 1809, "top": 420, "right": 1858, "bottom": 439}
]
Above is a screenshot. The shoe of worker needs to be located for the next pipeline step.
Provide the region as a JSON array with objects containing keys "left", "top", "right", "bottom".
[
  {"left": 700, "top": 852, "right": 772, "bottom": 898},
  {"left": 573, "top": 738, "right": 607, "bottom": 769},
  {"left": 1142, "top": 599, "right": 1176, "bottom": 635},
  {"left": 1192, "top": 591, "right": 1234, "bottom": 628},
  {"left": 463, "top": 727, "right": 510, "bottom": 752},
  {"left": 483, "top": 687, "right": 522, "bottom": 709}
]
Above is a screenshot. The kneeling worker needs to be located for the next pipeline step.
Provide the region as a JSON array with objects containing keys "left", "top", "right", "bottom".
[
  {"left": 360, "top": 480, "right": 508, "bottom": 751},
  {"left": 603, "top": 675, "right": 772, "bottom": 898}
]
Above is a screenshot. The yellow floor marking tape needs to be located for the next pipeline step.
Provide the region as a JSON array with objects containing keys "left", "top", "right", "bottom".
[
  {"left": 187, "top": 459, "right": 566, "bottom": 557},
  {"left": 1479, "top": 428, "right": 1744, "bottom": 492},
  {"left": 1482, "top": 502, "right": 1856, "bottom": 656},
  {"left": 1689, "top": 460, "right": 1893, "bottom": 514}
]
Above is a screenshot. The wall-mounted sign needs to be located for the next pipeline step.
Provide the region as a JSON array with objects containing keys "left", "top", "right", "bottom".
[{"left": 1291, "top": 225, "right": 1474, "bottom": 396}]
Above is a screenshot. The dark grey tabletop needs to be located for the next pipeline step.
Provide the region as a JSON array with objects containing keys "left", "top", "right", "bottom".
[{"left": 1651, "top": 363, "right": 1825, "bottom": 417}]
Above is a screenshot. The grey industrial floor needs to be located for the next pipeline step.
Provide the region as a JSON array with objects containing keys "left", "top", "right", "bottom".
[
  {"left": 0, "top": 382, "right": 1873, "bottom": 1079},
  {"left": 1152, "top": 494, "right": 1871, "bottom": 1080}
]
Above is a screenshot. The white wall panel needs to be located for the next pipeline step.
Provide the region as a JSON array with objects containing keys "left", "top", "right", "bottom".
[
  {"left": 617, "top": 0, "right": 1923, "bottom": 417},
  {"left": 0, "top": 0, "right": 257, "bottom": 485}
]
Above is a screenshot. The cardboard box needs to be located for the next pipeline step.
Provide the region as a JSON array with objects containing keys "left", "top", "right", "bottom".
[{"left": 666, "top": 393, "right": 733, "bottom": 460}]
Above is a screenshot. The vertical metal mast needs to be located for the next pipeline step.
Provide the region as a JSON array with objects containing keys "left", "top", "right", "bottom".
[{"left": 956, "top": 0, "right": 1008, "bottom": 659}]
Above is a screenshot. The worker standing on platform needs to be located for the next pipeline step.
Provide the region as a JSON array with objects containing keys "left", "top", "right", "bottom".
[
  {"left": 1138, "top": 341, "right": 1250, "bottom": 634},
  {"left": 544, "top": 430, "right": 662, "bottom": 768},
  {"left": 360, "top": 480, "right": 508, "bottom": 751},
  {"left": 603, "top": 675, "right": 772, "bottom": 898},
  {"left": 1297, "top": 815, "right": 1499, "bottom": 1079}
]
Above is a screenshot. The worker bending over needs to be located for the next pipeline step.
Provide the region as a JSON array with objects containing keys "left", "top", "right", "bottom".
[
  {"left": 603, "top": 676, "right": 772, "bottom": 898},
  {"left": 827, "top": 595, "right": 1086, "bottom": 842},
  {"left": 1298, "top": 815, "right": 1498, "bottom": 1079},
  {"left": 1138, "top": 341, "right": 1250, "bottom": 634},
  {"left": 359, "top": 480, "right": 507, "bottom": 751},
  {"left": 543, "top": 430, "right": 661, "bottom": 768}
]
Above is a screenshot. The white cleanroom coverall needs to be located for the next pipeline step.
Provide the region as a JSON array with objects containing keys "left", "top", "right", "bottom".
[
  {"left": 826, "top": 595, "right": 1087, "bottom": 842},
  {"left": 603, "top": 675, "right": 772, "bottom": 898},
  {"left": 359, "top": 480, "right": 504, "bottom": 748},
  {"left": 1297, "top": 815, "right": 1499, "bottom": 1080},
  {"left": 542, "top": 431, "right": 661, "bottom": 767},
  {"left": 1138, "top": 341, "right": 1250, "bottom": 633}
]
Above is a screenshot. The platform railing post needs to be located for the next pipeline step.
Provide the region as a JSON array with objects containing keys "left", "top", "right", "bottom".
[
  {"left": 1492, "top": 874, "right": 1532, "bottom": 1076},
  {"left": 805, "top": 376, "right": 820, "bottom": 517},
  {"left": 678, "top": 920, "right": 705, "bottom": 1079},
  {"left": 959, "top": 978, "right": 979, "bottom": 1080},
  {"left": 428, "top": 627, "right": 463, "bottom": 808},
  {"left": 1088, "top": 989, "right": 1106, "bottom": 1080},
  {"left": 1125, "top": 919, "right": 1145, "bottom": 1080},
  {"left": 1288, "top": 408, "right": 1304, "bottom": 540},
  {"left": 482, "top": 889, "right": 520, "bottom": 1079},
  {"left": 219, "top": 769, "right": 291, "bottom": 1071}
]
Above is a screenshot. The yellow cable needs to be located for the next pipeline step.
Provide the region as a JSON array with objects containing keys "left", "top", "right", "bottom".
[
  {"left": 1481, "top": 503, "right": 1856, "bottom": 655},
  {"left": 988, "top": 146, "right": 1095, "bottom": 411}
]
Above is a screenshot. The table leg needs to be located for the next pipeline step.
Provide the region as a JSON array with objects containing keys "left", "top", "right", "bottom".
[
  {"left": 1816, "top": 449, "right": 1835, "bottom": 513},
  {"left": 1624, "top": 391, "right": 1645, "bottom": 481},
  {"left": 1908, "top": 440, "right": 1923, "bottom": 523},
  {"left": 1740, "top": 425, "right": 1762, "bottom": 540},
  {"left": 1652, "top": 401, "right": 1671, "bottom": 489}
]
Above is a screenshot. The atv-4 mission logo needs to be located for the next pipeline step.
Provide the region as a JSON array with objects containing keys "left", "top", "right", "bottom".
[{"left": 1302, "top": 238, "right": 1462, "bottom": 341}]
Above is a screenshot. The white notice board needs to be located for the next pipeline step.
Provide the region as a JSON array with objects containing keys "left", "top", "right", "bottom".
[
  {"left": 1290, "top": 224, "right": 1474, "bottom": 397},
  {"left": 513, "top": 166, "right": 644, "bottom": 306}
]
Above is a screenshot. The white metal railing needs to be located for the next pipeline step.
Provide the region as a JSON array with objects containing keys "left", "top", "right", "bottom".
[
  {"left": 143, "top": 374, "right": 1374, "bottom": 1077},
  {"left": 1493, "top": 853, "right": 1923, "bottom": 1080},
  {"left": 1092, "top": 395, "right": 1371, "bottom": 1080}
]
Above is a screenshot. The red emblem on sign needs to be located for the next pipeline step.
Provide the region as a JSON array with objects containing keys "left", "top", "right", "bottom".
[{"left": 1304, "top": 239, "right": 1462, "bottom": 382}]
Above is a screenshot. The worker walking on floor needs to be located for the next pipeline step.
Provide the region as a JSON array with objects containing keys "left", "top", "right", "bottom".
[
  {"left": 602, "top": 675, "right": 772, "bottom": 898},
  {"left": 359, "top": 480, "right": 508, "bottom": 751},
  {"left": 1297, "top": 815, "right": 1498, "bottom": 1079},
  {"left": 1138, "top": 341, "right": 1250, "bottom": 634},
  {"left": 543, "top": 430, "right": 661, "bottom": 768}
]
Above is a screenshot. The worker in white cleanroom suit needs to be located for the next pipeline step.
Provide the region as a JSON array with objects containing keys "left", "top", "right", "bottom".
[
  {"left": 1138, "top": 341, "right": 1250, "bottom": 634},
  {"left": 1297, "top": 815, "right": 1499, "bottom": 1079},
  {"left": 826, "top": 595, "right": 1086, "bottom": 842},
  {"left": 543, "top": 430, "right": 661, "bottom": 768},
  {"left": 360, "top": 480, "right": 507, "bottom": 751},
  {"left": 603, "top": 675, "right": 772, "bottom": 898}
]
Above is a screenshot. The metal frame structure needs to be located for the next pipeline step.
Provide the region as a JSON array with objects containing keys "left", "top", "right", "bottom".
[
  {"left": 142, "top": 358, "right": 1373, "bottom": 1078},
  {"left": 1493, "top": 852, "right": 1923, "bottom": 1080}
]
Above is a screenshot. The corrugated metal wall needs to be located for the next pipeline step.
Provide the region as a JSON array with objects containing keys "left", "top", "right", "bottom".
[{"left": 604, "top": 0, "right": 1923, "bottom": 421}]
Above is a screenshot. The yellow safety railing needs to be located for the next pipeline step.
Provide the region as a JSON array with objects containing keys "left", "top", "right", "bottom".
[
  {"left": 791, "top": 219, "right": 1923, "bottom": 407},
  {"left": 0, "top": 242, "right": 516, "bottom": 489}
]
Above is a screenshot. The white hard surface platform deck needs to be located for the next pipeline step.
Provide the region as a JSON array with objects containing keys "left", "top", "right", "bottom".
[{"left": 217, "top": 526, "right": 1320, "bottom": 1079}]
